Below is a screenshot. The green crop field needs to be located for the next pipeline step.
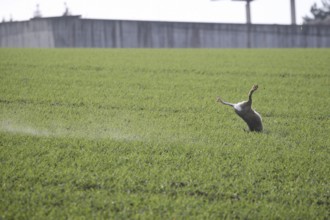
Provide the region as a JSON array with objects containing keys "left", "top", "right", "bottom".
[{"left": 0, "top": 48, "right": 329, "bottom": 219}]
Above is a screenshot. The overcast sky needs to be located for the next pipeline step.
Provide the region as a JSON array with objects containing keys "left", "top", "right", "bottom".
[{"left": 0, "top": 0, "right": 323, "bottom": 25}]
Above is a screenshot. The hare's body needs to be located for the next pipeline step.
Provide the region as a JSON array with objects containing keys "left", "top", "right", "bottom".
[{"left": 217, "top": 85, "right": 263, "bottom": 132}]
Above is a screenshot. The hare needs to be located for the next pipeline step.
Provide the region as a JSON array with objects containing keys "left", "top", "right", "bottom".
[{"left": 217, "top": 85, "right": 263, "bottom": 132}]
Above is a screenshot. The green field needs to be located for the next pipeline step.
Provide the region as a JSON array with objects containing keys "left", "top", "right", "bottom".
[{"left": 0, "top": 49, "right": 329, "bottom": 219}]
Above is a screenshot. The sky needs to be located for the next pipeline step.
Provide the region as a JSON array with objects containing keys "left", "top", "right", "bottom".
[{"left": 0, "top": 0, "right": 324, "bottom": 25}]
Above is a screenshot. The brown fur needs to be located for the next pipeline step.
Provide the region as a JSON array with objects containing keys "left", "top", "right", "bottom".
[{"left": 217, "top": 85, "right": 263, "bottom": 132}]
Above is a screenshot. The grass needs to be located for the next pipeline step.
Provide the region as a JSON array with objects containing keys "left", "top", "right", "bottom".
[{"left": 0, "top": 48, "right": 329, "bottom": 219}]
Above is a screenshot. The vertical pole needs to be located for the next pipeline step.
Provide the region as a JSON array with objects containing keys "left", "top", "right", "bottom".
[
  {"left": 246, "top": 0, "right": 252, "bottom": 48},
  {"left": 290, "top": 0, "right": 296, "bottom": 25},
  {"left": 246, "top": 0, "right": 251, "bottom": 24}
]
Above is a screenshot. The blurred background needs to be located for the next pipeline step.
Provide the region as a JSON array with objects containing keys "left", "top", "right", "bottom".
[
  {"left": 0, "top": 0, "right": 329, "bottom": 48},
  {"left": 0, "top": 0, "right": 325, "bottom": 24}
]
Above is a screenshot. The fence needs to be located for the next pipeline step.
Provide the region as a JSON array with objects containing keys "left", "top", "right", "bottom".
[{"left": 1, "top": 16, "right": 329, "bottom": 48}]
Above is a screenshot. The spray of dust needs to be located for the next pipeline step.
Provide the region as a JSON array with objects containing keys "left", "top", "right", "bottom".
[
  {"left": 0, "top": 119, "right": 143, "bottom": 141},
  {"left": 0, "top": 119, "right": 203, "bottom": 145},
  {"left": 0, "top": 120, "right": 52, "bottom": 137}
]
